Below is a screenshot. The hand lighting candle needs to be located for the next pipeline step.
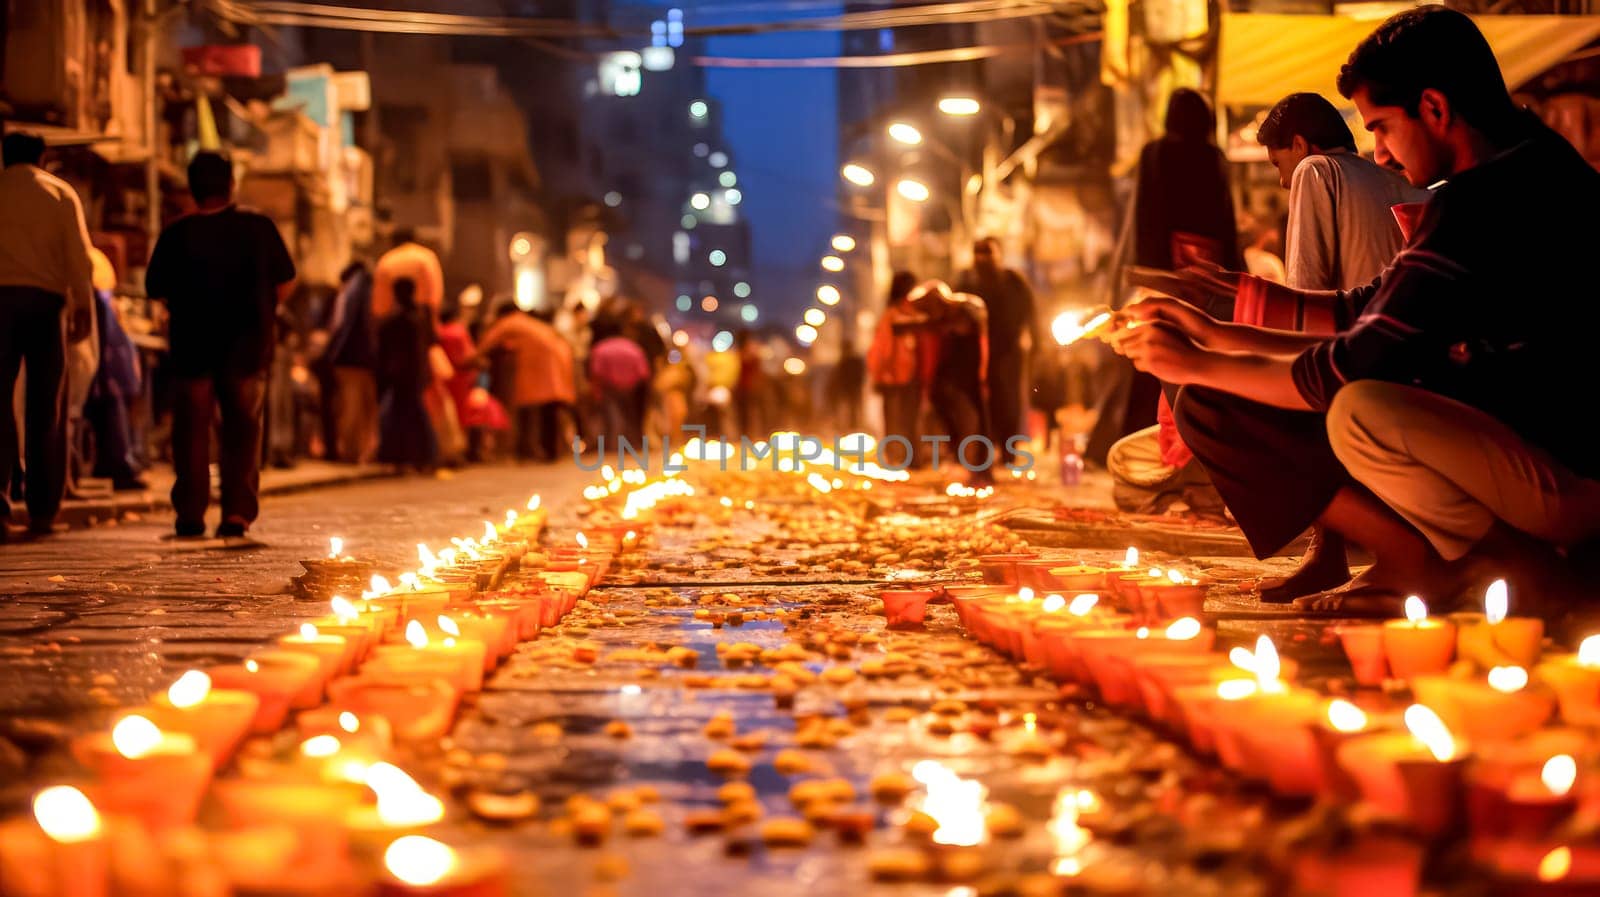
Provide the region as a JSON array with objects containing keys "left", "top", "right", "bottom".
[{"left": 1381, "top": 597, "right": 1456, "bottom": 680}]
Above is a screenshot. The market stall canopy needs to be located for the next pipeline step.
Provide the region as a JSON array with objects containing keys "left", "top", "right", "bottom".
[{"left": 1219, "top": 13, "right": 1600, "bottom": 110}]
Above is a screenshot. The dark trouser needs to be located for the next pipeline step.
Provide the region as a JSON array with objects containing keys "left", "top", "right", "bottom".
[
  {"left": 513, "top": 402, "right": 564, "bottom": 462},
  {"left": 87, "top": 387, "right": 141, "bottom": 481},
  {"left": 0, "top": 288, "right": 68, "bottom": 527},
  {"left": 1171, "top": 385, "right": 1350, "bottom": 558},
  {"left": 931, "top": 375, "right": 989, "bottom": 468},
  {"left": 599, "top": 388, "right": 642, "bottom": 447},
  {"left": 987, "top": 350, "right": 1027, "bottom": 462},
  {"left": 878, "top": 384, "right": 921, "bottom": 468},
  {"left": 172, "top": 373, "right": 267, "bottom": 529}
]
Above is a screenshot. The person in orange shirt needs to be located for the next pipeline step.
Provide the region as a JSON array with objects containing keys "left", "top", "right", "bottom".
[{"left": 371, "top": 229, "right": 444, "bottom": 320}]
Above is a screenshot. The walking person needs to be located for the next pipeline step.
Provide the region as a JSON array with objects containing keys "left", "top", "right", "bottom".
[
  {"left": 321, "top": 261, "right": 379, "bottom": 463},
  {"left": 957, "top": 238, "right": 1039, "bottom": 467},
  {"left": 589, "top": 321, "right": 651, "bottom": 450},
  {"left": 374, "top": 278, "right": 438, "bottom": 473},
  {"left": 471, "top": 305, "right": 574, "bottom": 462},
  {"left": 145, "top": 151, "right": 295, "bottom": 539},
  {"left": 0, "top": 132, "right": 96, "bottom": 540},
  {"left": 867, "top": 271, "right": 930, "bottom": 469}
]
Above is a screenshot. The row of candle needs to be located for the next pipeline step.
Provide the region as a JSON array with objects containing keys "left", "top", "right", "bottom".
[
  {"left": 914, "top": 559, "right": 1600, "bottom": 891},
  {"left": 0, "top": 490, "right": 660, "bottom": 897}
]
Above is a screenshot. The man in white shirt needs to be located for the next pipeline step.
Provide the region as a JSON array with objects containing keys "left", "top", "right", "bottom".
[
  {"left": 1245, "top": 92, "right": 1431, "bottom": 601},
  {"left": 0, "top": 132, "right": 94, "bottom": 540}
]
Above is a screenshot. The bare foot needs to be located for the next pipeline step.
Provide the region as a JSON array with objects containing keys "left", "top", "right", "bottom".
[
  {"left": 1291, "top": 559, "right": 1461, "bottom": 616},
  {"left": 1258, "top": 529, "right": 1350, "bottom": 604}
]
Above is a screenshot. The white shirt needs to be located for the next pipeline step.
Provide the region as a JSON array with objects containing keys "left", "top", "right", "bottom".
[
  {"left": 1285, "top": 152, "right": 1431, "bottom": 292},
  {"left": 0, "top": 163, "right": 95, "bottom": 314}
]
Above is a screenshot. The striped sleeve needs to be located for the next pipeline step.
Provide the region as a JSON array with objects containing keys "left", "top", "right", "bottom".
[{"left": 1291, "top": 248, "right": 1469, "bottom": 410}]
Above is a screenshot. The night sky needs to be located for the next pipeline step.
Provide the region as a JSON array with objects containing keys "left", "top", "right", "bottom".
[{"left": 698, "top": 2, "right": 842, "bottom": 328}]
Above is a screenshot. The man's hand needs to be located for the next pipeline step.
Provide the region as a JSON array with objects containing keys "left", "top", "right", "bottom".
[
  {"left": 66, "top": 308, "right": 92, "bottom": 343},
  {"left": 1110, "top": 321, "right": 1208, "bottom": 384},
  {"left": 1122, "top": 295, "right": 1218, "bottom": 347}
]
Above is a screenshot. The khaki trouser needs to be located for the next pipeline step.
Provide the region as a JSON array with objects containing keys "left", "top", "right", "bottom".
[
  {"left": 1327, "top": 380, "right": 1600, "bottom": 561},
  {"left": 332, "top": 367, "right": 378, "bottom": 464}
]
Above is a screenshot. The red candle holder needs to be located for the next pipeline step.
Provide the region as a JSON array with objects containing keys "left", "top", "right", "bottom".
[{"left": 881, "top": 590, "right": 936, "bottom": 628}]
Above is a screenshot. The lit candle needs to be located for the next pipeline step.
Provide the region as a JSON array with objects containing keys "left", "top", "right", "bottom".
[
  {"left": 346, "top": 763, "right": 447, "bottom": 852},
  {"left": 367, "top": 621, "right": 484, "bottom": 692},
  {"left": 209, "top": 651, "right": 324, "bottom": 723},
  {"left": 74, "top": 715, "right": 212, "bottom": 831},
  {"left": 1336, "top": 704, "right": 1466, "bottom": 837},
  {"left": 279, "top": 622, "right": 353, "bottom": 684},
  {"left": 1456, "top": 579, "right": 1545, "bottom": 668},
  {"left": 1537, "top": 635, "right": 1600, "bottom": 724},
  {"left": 1138, "top": 568, "right": 1209, "bottom": 622},
  {"left": 143, "top": 670, "right": 259, "bottom": 767},
  {"left": 0, "top": 786, "right": 110, "bottom": 897},
  {"left": 1411, "top": 665, "right": 1554, "bottom": 743},
  {"left": 1380, "top": 597, "right": 1456, "bottom": 680},
  {"left": 327, "top": 677, "right": 460, "bottom": 743},
  {"left": 376, "top": 835, "right": 508, "bottom": 897}
]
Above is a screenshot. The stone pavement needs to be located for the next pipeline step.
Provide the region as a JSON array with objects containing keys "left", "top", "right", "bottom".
[{"left": 0, "top": 457, "right": 1387, "bottom": 897}]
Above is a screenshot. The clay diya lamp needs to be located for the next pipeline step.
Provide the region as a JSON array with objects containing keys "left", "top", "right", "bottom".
[
  {"left": 1411, "top": 667, "right": 1554, "bottom": 743},
  {"left": 210, "top": 650, "right": 325, "bottom": 721},
  {"left": 940, "top": 585, "right": 1006, "bottom": 628},
  {"left": 1453, "top": 580, "right": 1545, "bottom": 669},
  {"left": 1041, "top": 564, "right": 1109, "bottom": 594},
  {"left": 1129, "top": 654, "right": 1231, "bottom": 729},
  {"left": 977, "top": 552, "right": 1036, "bottom": 587},
  {"left": 1337, "top": 704, "right": 1469, "bottom": 839},
  {"left": 1016, "top": 557, "right": 1076, "bottom": 592},
  {"left": 1463, "top": 729, "right": 1591, "bottom": 842},
  {"left": 297, "top": 708, "right": 395, "bottom": 756},
  {"left": 327, "top": 677, "right": 461, "bottom": 743},
  {"left": 881, "top": 589, "right": 937, "bottom": 629},
  {"left": 1339, "top": 624, "right": 1391, "bottom": 686},
  {"left": 1381, "top": 597, "right": 1457, "bottom": 680},
  {"left": 375, "top": 835, "right": 510, "bottom": 897},
  {"left": 74, "top": 715, "right": 213, "bottom": 831},
  {"left": 1095, "top": 618, "right": 1215, "bottom": 712},
  {"left": 1539, "top": 636, "right": 1600, "bottom": 725},
  {"left": 142, "top": 669, "right": 260, "bottom": 769},
  {"left": 1288, "top": 834, "right": 1425, "bottom": 897},
  {"left": 1139, "top": 569, "right": 1210, "bottom": 622}
]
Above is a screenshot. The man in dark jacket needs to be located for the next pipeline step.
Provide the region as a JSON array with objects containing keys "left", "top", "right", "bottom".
[{"left": 956, "top": 237, "right": 1038, "bottom": 467}]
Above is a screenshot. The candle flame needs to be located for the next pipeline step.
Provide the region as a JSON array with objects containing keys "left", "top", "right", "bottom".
[
  {"left": 528, "top": 495, "right": 541, "bottom": 511},
  {"left": 301, "top": 735, "right": 342, "bottom": 758},
  {"left": 1018, "top": 587, "right": 1035, "bottom": 601},
  {"left": 577, "top": 532, "right": 589, "bottom": 550},
  {"left": 1068, "top": 594, "right": 1098, "bottom": 616},
  {"left": 1404, "top": 595, "right": 1427, "bottom": 623},
  {"left": 1580, "top": 635, "right": 1600, "bottom": 667},
  {"left": 111, "top": 715, "right": 163, "bottom": 759},
  {"left": 300, "top": 623, "right": 319, "bottom": 640},
  {"left": 720, "top": 497, "right": 734, "bottom": 508},
  {"left": 1327, "top": 699, "right": 1368, "bottom": 732},
  {"left": 437, "top": 616, "right": 462, "bottom": 637},
  {"left": 506, "top": 509, "right": 518, "bottom": 528},
  {"left": 329, "top": 536, "right": 343, "bottom": 559},
  {"left": 1124, "top": 547, "right": 1138, "bottom": 568},
  {"left": 385, "top": 835, "right": 457, "bottom": 886},
  {"left": 339, "top": 711, "right": 360, "bottom": 734},
  {"left": 245, "top": 659, "right": 260, "bottom": 673},
  {"left": 912, "top": 761, "right": 988, "bottom": 847},
  {"left": 331, "top": 595, "right": 360, "bottom": 620},
  {"left": 1485, "top": 579, "right": 1508, "bottom": 625},
  {"left": 1487, "top": 665, "right": 1529, "bottom": 693},
  {"left": 32, "top": 786, "right": 101, "bottom": 843},
  {"left": 1216, "top": 679, "right": 1258, "bottom": 701},
  {"left": 1165, "top": 617, "right": 1201, "bottom": 641},
  {"left": 167, "top": 670, "right": 212, "bottom": 708},
  {"left": 1147, "top": 567, "right": 1163, "bottom": 579},
  {"left": 483, "top": 521, "right": 498, "bottom": 543},
  {"left": 378, "top": 787, "right": 445, "bottom": 827},
  {"left": 1254, "top": 635, "right": 1281, "bottom": 687},
  {"left": 1229, "top": 646, "right": 1257, "bottom": 673},
  {"left": 399, "top": 572, "right": 422, "bottom": 591},
  {"left": 1135, "top": 626, "right": 1150, "bottom": 638},
  {"left": 418, "top": 543, "right": 439, "bottom": 570},
  {"left": 1167, "top": 569, "right": 1186, "bottom": 584},
  {"left": 1403, "top": 704, "right": 1457, "bottom": 762},
  {"left": 1538, "top": 846, "right": 1572, "bottom": 882},
  {"left": 1041, "top": 594, "right": 1066, "bottom": 613},
  {"left": 1023, "top": 712, "right": 1037, "bottom": 734},
  {"left": 406, "top": 620, "right": 428, "bottom": 649},
  {"left": 601, "top": 464, "right": 616, "bottom": 482},
  {"left": 370, "top": 575, "right": 393, "bottom": 595},
  {"left": 1542, "top": 754, "right": 1578, "bottom": 797}
]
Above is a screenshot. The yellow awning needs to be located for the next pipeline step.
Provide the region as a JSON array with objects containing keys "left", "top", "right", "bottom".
[{"left": 1219, "top": 13, "right": 1600, "bottom": 109}]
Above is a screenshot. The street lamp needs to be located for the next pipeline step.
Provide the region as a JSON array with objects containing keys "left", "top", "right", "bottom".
[
  {"left": 841, "top": 163, "right": 876, "bottom": 187},
  {"left": 887, "top": 122, "right": 923, "bottom": 146},
  {"left": 795, "top": 324, "right": 818, "bottom": 344},
  {"left": 816, "top": 285, "right": 841, "bottom": 306},
  {"left": 938, "top": 96, "right": 982, "bottom": 116},
  {"left": 896, "top": 178, "right": 931, "bottom": 202},
  {"left": 804, "top": 307, "right": 826, "bottom": 327},
  {"left": 690, "top": 192, "right": 710, "bottom": 210},
  {"left": 821, "top": 255, "right": 845, "bottom": 272},
  {"left": 831, "top": 234, "right": 857, "bottom": 253}
]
